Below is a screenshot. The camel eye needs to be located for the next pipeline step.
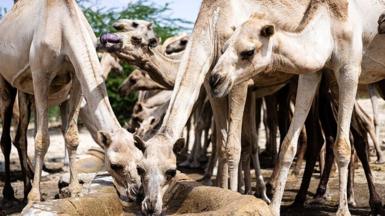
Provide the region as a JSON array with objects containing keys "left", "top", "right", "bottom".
[
  {"left": 137, "top": 166, "right": 145, "bottom": 176},
  {"left": 111, "top": 164, "right": 124, "bottom": 172},
  {"left": 165, "top": 169, "right": 177, "bottom": 180},
  {"left": 240, "top": 49, "right": 255, "bottom": 60},
  {"left": 180, "top": 39, "right": 188, "bottom": 46},
  {"left": 132, "top": 22, "right": 139, "bottom": 28}
]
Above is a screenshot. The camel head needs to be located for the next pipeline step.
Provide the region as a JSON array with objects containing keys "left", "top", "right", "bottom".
[
  {"left": 378, "top": 13, "right": 385, "bottom": 34},
  {"left": 98, "top": 19, "right": 158, "bottom": 53},
  {"left": 209, "top": 13, "right": 275, "bottom": 97},
  {"left": 134, "top": 135, "right": 184, "bottom": 216},
  {"left": 119, "top": 69, "right": 146, "bottom": 96},
  {"left": 164, "top": 34, "right": 190, "bottom": 55},
  {"left": 97, "top": 128, "right": 144, "bottom": 202}
]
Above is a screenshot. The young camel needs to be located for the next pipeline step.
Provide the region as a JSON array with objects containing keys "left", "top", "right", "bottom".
[
  {"left": 119, "top": 69, "right": 167, "bottom": 96},
  {"left": 0, "top": 0, "right": 144, "bottom": 204},
  {"left": 209, "top": 2, "right": 385, "bottom": 215}
]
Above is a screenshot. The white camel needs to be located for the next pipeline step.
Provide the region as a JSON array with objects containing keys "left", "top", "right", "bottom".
[
  {"left": 209, "top": 2, "right": 385, "bottom": 215},
  {"left": 0, "top": 0, "right": 145, "bottom": 204},
  {"left": 101, "top": 1, "right": 385, "bottom": 216}
]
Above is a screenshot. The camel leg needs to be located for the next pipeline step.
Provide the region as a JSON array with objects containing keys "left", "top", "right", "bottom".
[
  {"left": 347, "top": 149, "right": 356, "bottom": 207},
  {"left": 263, "top": 96, "right": 278, "bottom": 166},
  {"left": 0, "top": 77, "right": 17, "bottom": 202},
  {"left": 199, "top": 122, "right": 216, "bottom": 186},
  {"left": 27, "top": 55, "right": 54, "bottom": 202},
  {"left": 332, "top": 64, "right": 361, "bottom": 216},
  {"left": 226, "top": 83, "right": 248, "bottom": 191},
  {"left": 204, "top": 83, "right": 229, "bottom": 188},
  {"left": 351, "top": 127, "right": 385, "bottom": 215},
  {"left": 60, "top": 78, "right": 82, "bottom": 197},
  {"left": 292, "top": 127, "right": 307, "bottom": 176},
  {"left": 292, "top": 93, "right": 324, "bottom": 207},
  {"left": 13, "top": 92, "right": 33, "bottom": 200},
  {"left": 270, "top": 72, "right": 322, "bottom": 215},
  {"left": 368, "top": 84, "right": 382, "bottom": 148},
  {"left": 356, "top": 102, "right": 384, "bottom": 164}
]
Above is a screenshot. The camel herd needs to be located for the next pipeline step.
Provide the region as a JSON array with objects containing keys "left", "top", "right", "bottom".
[{"left": 2, "top": 0, "right": 385, "bottom": 216}]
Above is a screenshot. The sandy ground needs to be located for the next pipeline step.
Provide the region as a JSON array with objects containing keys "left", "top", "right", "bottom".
[{"left": 0, "top": 98, "right": 385, "bottom": 215}]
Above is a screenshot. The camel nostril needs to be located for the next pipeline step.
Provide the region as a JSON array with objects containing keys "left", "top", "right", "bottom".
[
  {"left": 131, "top": 36, "right": 142, "bottom": 45},
  {"left": 100, "top": 33, "right": 121, "bottom": 44},
  {"left": 209, "top": 74, "right": 223, "bottom": 89},
  {"left": 149, "top": 38, "right": 158, "bottom": 48}
]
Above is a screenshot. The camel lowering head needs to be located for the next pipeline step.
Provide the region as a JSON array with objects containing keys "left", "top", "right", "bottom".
[
  {"left": 134, "top": 135, "right": 184, "bottom": 216},
  {"left": 97, "top": 128, "right": 144, "bottom": 202},
  {"left": 99, "top": 19, "right": 158, "bottom": 52},
  {"left": 119, "top": 69, "right": 147, "bottom": 96},
  {"left": 209, "top": 14, "right": 275, "bottom": 98}
]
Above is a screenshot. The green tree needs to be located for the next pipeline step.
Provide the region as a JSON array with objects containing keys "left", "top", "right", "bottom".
[{"left": 79, "top": 0, "right": 191, "bottom": 124}]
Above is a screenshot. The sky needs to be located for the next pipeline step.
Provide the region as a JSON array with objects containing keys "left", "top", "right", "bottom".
[{"left": 1, "top": 0, "right": 202, "bottom": 23}]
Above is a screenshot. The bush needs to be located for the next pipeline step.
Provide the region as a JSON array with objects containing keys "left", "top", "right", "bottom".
[{"left": 80, "top": 0, "right": 191, "bottom": 124}]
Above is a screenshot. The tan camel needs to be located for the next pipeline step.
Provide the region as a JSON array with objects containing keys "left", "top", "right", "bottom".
[
  {"left": 100, "top": 1, "right": 385, "bottom": 216},
  {"left": 0, "top": 0, "right": 145, "bottom": 204},
  {"left": 99, "top": 20, "right": 180, "bottom": 89},
  {"left": 162, "top": 33, "right": 190, "bottom": 55},
  {"left": 119, "top": 69, "right": 167, "bottom": 96},
  {"left": 209, "top": 2, "right": 385, "bottom": 215}
]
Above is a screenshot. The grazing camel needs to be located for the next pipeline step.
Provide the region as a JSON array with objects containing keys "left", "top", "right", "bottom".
[
  {"left": 0, "top": 0, "right": 145, "bottom": 204},
  {"left": 102, "top": 1, "right": 385, "bottom": 216},
  {"left": 209, "top": 1, "right": 385, "bottom": 214}
]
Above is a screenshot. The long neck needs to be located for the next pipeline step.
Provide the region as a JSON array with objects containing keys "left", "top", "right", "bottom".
[
  {"left": 156, "top": 3, "right": 221, "bottom": 143},
  {"left": 147, "top": 47, "right": 180, "bottom": 86},
  {"left": 62, "top": 0, "right": 121, "bottom": 133},
  {"left": 273, "top": 7, "right": 334, "bottom": 73}
]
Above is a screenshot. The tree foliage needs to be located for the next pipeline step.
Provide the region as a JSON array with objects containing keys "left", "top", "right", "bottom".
[
  {"left": 78, "top": 0, "right": 191, "bottom": 124},
  {"left": 0, "top": 1, "right": 190, "bottom": 124}
]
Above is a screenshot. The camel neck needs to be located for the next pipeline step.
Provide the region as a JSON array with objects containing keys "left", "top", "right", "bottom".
[{"left": 273, "top": 7, "right": 333, "bottom": 74}]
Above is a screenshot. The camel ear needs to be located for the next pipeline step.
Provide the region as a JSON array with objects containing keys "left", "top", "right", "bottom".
[
  {"left": 134, "top": 135, "right": 146, "bottom": 152},
  {"left": 173, "top": 138, "right": 185, "bottom": 154},
  {"left": 260, "top": 25, "right": 275, "bottom": 38},
  {"left": 98, "top": 131, "right": 112, "bottom": 148}
]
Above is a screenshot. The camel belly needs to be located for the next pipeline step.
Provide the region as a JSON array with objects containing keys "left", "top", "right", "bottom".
[{"left": 11, "top": 67, "right": 72, "bottom": 105}]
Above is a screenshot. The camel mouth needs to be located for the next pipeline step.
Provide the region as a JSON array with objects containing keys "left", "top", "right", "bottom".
[
  {"left": 209, "top": 74, "right": 232, "bottom": 98},
  {"left": 97, "top": 33, "right": 123, "bottom": 52}
]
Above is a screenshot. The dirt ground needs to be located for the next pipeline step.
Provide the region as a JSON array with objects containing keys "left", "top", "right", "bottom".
[{"left": 1, "top": 98, "right": 385, "bottom": 216}]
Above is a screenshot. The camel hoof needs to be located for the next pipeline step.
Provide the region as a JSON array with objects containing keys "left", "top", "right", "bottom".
[
  {"left": 348, "top": 199, "right": 357, "bottom": 208},
  {"left": 197, "top": 176, "right": 213, "bottom": 186},
  {"left": 1, "top": 197, "right": 20, "bottom": 209},
  {"left": 369, "top": 203, "right": 385, "bottom": 216},
  {"left": 189, "top": 161, "right": 201, "bottom": 169},
  {"left": 27, "top": 188, "right": 41, "bottom": 203},
  {"left": 2, "top": 184, "right": 15, "bottom": 201},
  {"left": 178, "top": 160, "right": 192, "bottom": 168},
  {"left": 375, "top": 158, "right": 385, "bottom": 164},
  {"left": 336, "top": 207, "right": 352, "bottom": 216},
  {"left": 310, "top": 196, "right": 328, "bottom": 205}
]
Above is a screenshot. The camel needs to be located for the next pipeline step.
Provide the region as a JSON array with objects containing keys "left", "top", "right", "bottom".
[
  {"left": 99, "top": 21, "right": 180, "bottom": 89},
  {"left": 119, "top": 69, "right": 167, "bottom": 96},
  {"left": 99, "top": 1, "right": 385, "bottom": 216},
  {"left": 163, "top": 33, "right": 190, "bottom": 55},
  {"left": 208, "top": 2, "right": 385, "bottom": 215},
  {"left": 0, "top": 0, "right": 146, "bottom": 204}
]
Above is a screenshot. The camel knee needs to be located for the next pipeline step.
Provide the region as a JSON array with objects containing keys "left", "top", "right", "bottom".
[
  {"left": 34, "top": 133, "right": 49, "bottom": 154},
  {"left": 65, "top": 123, "right": 79, "bottom": 150},
  {"left": 334, "top": 138, "right": 351, "bottom": 166},
  {"left": 280, "top": 139, "right": 297, "bottom": 166}
]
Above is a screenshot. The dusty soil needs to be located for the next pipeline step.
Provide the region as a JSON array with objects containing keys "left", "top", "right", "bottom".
[{"left": 1, "top": 98, "right": 385, "bottom": 215}]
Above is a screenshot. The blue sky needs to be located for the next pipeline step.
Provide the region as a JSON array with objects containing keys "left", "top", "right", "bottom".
[{"left": 1, "top": 0, "right": 202, "bottom": 23}]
